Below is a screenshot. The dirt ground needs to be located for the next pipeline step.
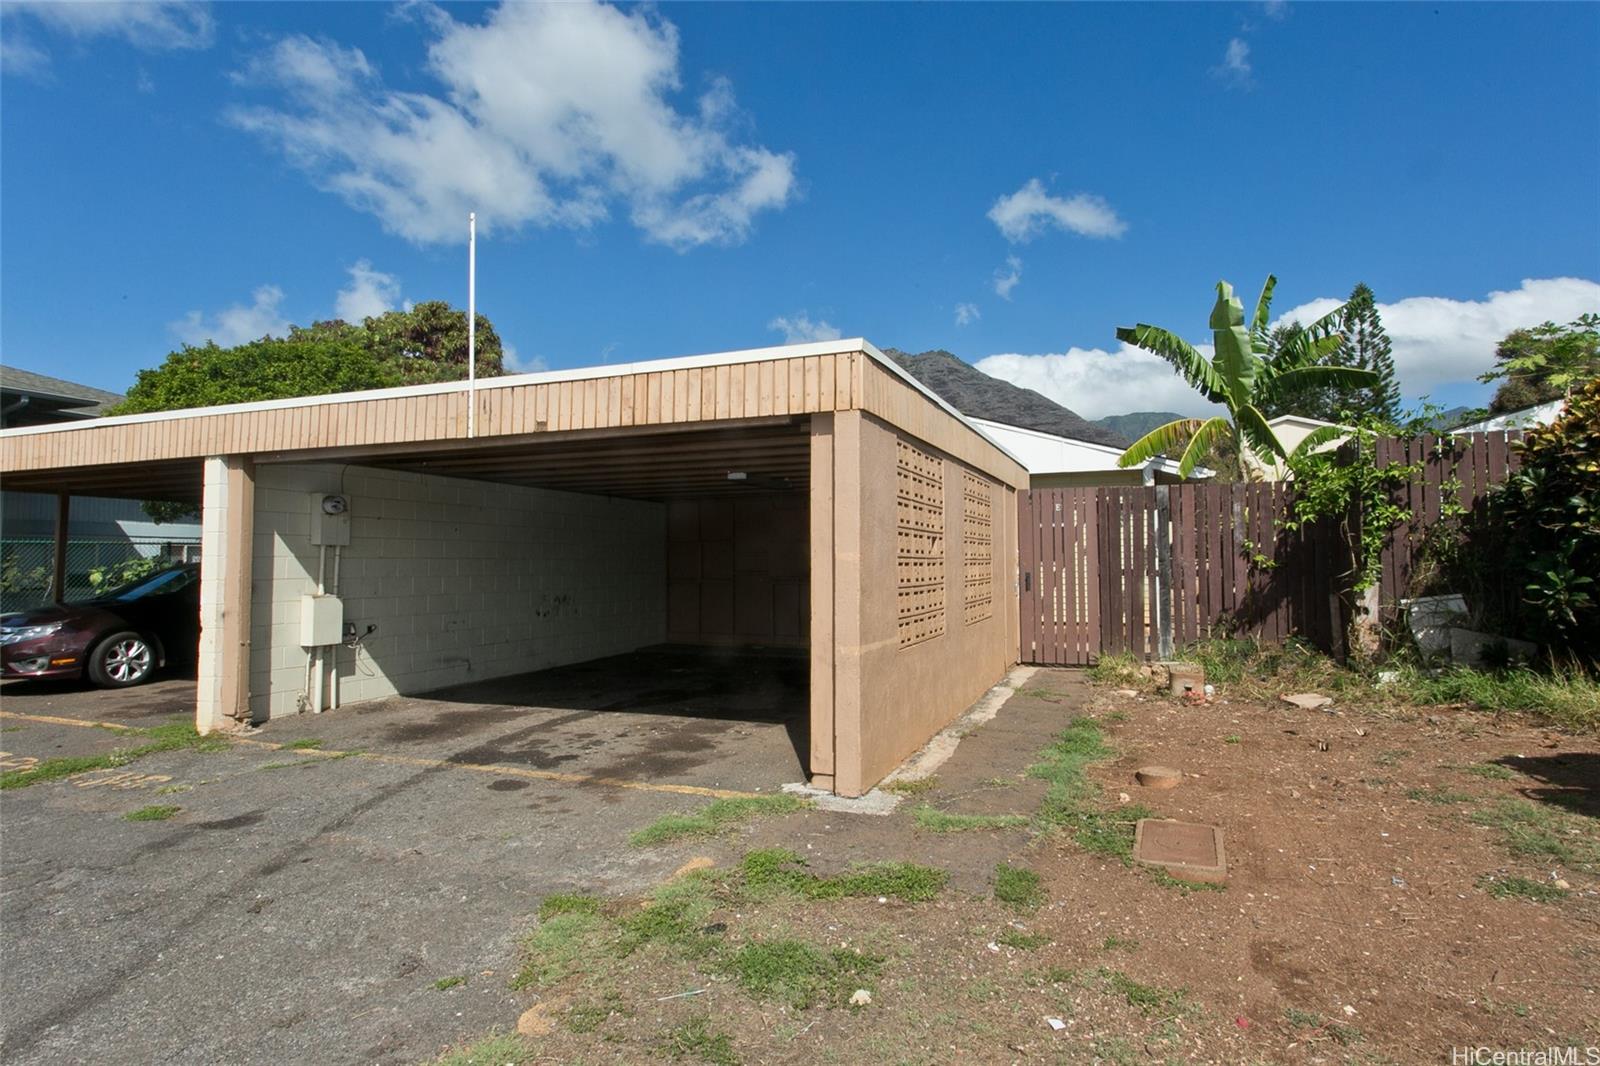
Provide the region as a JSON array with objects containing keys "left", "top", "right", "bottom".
[{"left": 492, "top": 668, "right": 1599, "bottom": 1066}]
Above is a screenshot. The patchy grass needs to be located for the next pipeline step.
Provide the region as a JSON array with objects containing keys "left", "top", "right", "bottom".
[
  {"left": 259, "top": 760, "right": 319, "bottom": 771},
  {"left": 1388, "top": 664, "right": 1600, "bottom": 732},
  {"left": 1374, "top": 749, "right": 1412, "bottom": 768},
  {"left": 882, "top": 775, "right": 939, "bottom": 795},
  {"left": 1028, "top": 715, "right": 1114, "bottom": 828},
  {"left": 123, "top": 804, "right": 180, "bottom": 822},
  {"left": 433, "top": 1032, "right": 533, "bottom": 1066},
  {"left": 1098, "top": 968, "right": 1190, "bottom": 1018},
  {"left": 717, "top": 939, "right": 882, "bottom": 1010},
  {"left": 510, "top": 909, "right": 610, "bottom": 990},
  {"left": 1170, "top": 637, "right": 1600, "bottom": 732},
  {"left": 1224, "top": 734, "right": 1241, "bottom": 744},
  {"left": 659, "top": 1016, "right": 739, "bottom": 1065},
  {"left": 1406, "top": 786, "right": 1475, "bottom": 805},
  {"left": 1470, "top": 799, "right": 1599, "bottom": 872},
  {"left": 1457, "top": 762, "right": 1517, "bottom": 780},
  {"left": 737, "top": 848, "right": 946, "bottom": 903},
  {"left": 996, "top": 928, "right": 1050, "bottom": 950},
  {"left": 629, "top": 795, "right": 806, "bottom": 847},
  {"left": 615, "top": 876, "right": 720, "bottom": 958},
  {"left": 993, "top": 863, "right": 1045, "bottom": 909},
  {"left": 1102, "top": 935, "right": 1140, "bottom": 952},
  {"left": 911, "top": 805, "right": 1029, "bottom": 833},
  {"left": 1284, "top": 1007, "right": 1322, "bottom": 1029},
  {"left": 1477, "top": 874, "right": 1570, "bottom": 902},
  {"left": 0, "top": 720, "right": 228, "bottom": 790},
  {"left": 281, "top": 738, "right": 324, "bottom": 750},
  {"left": 538, "top": 893, "right": 601, "bottom": 921},
  {"left": 433, "top": 975, "right": 466, "bottom": 991}
]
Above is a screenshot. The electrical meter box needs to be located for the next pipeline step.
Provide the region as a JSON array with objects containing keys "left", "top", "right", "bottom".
[
  {"left": 309, "top": 493, "right": 351, "bottom": 546},
  {"left": 300, "top": 594, "right": 344, "bottom": 647}
]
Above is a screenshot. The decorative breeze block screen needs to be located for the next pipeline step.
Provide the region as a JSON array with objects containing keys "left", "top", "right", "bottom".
[
  {"left": 896, "top": 439, "right": 946, "bottom": 647},
  {"left": 962, "top": 471, "right": 994, "bottom": 624}
]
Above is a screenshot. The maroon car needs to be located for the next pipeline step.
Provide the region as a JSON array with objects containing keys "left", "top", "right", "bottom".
[{"left": 0, "top": 563, "right": 200, "bottom": 687}]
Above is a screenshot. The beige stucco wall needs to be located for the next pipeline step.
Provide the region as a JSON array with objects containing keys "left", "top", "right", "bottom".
[
  {"left": 833, "top": 413, "right": 1017, "bottom": 794},
  {"left": 247, "top": 462, "right": 666, "bottom": 720}
]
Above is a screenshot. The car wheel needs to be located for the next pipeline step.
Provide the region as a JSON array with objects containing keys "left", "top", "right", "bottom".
[{"left": 89, "top": 631, "right": 155, "bottom": 688}]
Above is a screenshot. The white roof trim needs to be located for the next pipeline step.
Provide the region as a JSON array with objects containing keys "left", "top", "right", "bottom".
[
  {"left": 0, "top": 338, "right": 1025, "bottom": 469},
  {"left": 968, "top": 416, "right": 1203, "bottom": 476}
]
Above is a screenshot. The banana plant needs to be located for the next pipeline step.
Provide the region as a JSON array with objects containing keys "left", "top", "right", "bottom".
[{"left": 1115, "top": 276, "right": 1379, "bottom": 480}]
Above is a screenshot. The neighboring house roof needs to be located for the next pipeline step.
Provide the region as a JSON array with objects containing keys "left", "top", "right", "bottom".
[
  {"left": 0, "top": 365, "right": 124, "bottom": 428},
  {"left": 883, "top": 348, "right": 1129, "bottom": 448},
  {"left": 1453, "top": 398, "right": 1565, "bottom": 434},
  {"left": 970, "top": 417, "right": 1209, "bottom": 480}
]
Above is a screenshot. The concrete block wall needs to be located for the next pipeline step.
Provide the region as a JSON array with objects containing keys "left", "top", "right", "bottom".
[{"left": 248, "top": 463, "right": 666, "bottom": 720}]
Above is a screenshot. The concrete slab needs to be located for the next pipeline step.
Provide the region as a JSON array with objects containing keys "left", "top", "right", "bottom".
[
  {"left": 0, "top": 647, "right": 810, "bottom": 1066},
  {"left": 780, "top": 781, "right": 900, "bottom": 816},
  {"left": 1133, "top": 818, "right": 1227, "bottom": 884}
]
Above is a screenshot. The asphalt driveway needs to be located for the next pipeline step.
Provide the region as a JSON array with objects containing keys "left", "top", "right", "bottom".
[{"left": 0, "top": 648, "right": 808, "bottom": 1065}]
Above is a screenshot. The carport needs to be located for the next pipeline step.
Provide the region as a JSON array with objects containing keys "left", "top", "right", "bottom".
[{"left": 0, "top": 340, "right": 1026, "bottom": 795}]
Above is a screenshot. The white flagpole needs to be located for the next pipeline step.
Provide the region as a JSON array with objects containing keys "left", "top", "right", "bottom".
[{"left": 467, "top": 211, "right": 477, "bottom": 438}]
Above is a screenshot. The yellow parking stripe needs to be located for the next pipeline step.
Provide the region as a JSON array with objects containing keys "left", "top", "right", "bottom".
[{"left": 0, "top": 709, "right": 760, "bottom": 800}]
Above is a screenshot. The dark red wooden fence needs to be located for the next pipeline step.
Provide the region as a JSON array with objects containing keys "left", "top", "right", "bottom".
[{"left": 1017, "top": 430, "right": 1524, "bottom": 665}]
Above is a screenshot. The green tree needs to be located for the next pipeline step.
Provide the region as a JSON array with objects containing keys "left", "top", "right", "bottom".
[
  {"left": 1493, "top": 377, "right": 1600, "bottom": 659},
  {"left": 114, "top": 334, "right": 401, "bottom": 415},
  {"left": 1480, "top": 313, "right": 1600, "bottom": 415},
  {"left": 1115, "top": 277, "right": 1378, "bottom": 480},
  {"left": 360, "top": 300, "right": 505, "bottom": 385},
  {"left": 1336, "top": 283, "right": 1401, "bottom": 422},
  {"left": 1261, "top": 283, "right": 1400, "bottom": 423},
  {"left": 112, "top": 300, "right": 504, "bottom": 521}
]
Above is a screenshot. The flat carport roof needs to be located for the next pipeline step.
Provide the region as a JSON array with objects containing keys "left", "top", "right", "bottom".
[{"left": 0, "top": 339, "right": 1026, "bottom": 500}]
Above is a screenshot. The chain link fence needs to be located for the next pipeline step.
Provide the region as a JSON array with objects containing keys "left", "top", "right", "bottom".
[{"left": 0, "top": 537, "right": 201, "bottom": 613}]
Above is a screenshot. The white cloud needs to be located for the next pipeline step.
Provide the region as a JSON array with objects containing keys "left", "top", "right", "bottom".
[
  {"left": 993, "top": 255, "right": 1023, "bottom": 301},
  {"left": 1214, "top": 38, "right": 1253, "bottom": 88},
  {"left": 334, "top": 260, "right": 403, "bottom": 322},
  {"left": 768, "top": 313, "right": 841, "bottom": 344},
  {"left": 1273, "top": 277, "right": 1600, "bottom": 398},
  {"left": 1, "top": 1, "right": 213, "bottom": 75},
  {"left": 0, "top": 32, "right": 50, "bottom": 77},
  {"left": 973, "top": 276, "right": 1600, "bottom": 421},
  {"left": 228, "top": 2, "right": 796, "bottom": 249},
  {"left": 976, "top": 346, "right": 1225, "bottom": 421},
  {"left": 501, "top": 344, "right": 549, "bottom": 374},
  {"left": 987, "top": 178, "right": 1126, "bottom": 243},
  {"left": 1262, "top": 0, "right": 1289, "bottom": 20},
  {"left": 955, "top": 303, "right": 981, "bottom": 327},
  {"left": 170, "top": 285, "right": 292, "bottom": 347}
]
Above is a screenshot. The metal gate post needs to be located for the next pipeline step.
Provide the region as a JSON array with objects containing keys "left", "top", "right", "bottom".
[{"left": 1154, "top": 485, "right": 1174, "bottom": 661}]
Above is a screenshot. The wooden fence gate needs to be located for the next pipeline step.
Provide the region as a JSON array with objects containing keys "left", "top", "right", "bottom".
[
  {"left": 1016, "top": 431, "right": 1527, "bottom": 666},
  {"left": 1018, "top": 485, "right": 1347, "bottom": 665}
]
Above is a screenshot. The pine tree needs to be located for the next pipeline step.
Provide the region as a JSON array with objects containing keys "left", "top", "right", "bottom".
[{"left": 1336, "top": 283, "right": 1401, "bottom": 423}]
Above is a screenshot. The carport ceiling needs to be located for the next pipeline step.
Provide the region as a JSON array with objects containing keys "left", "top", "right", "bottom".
[
  {"left": 361, "top": 421, "right": 811, "bottom": 500},
  {"left": 0, "top": 458, "right": 203, "bottom": 504}
]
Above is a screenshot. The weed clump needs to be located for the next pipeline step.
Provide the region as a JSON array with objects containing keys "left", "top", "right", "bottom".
[
  {"left": 993, "top": 863, "right": 1045, "bottom": 909},
  {"left": 718, "top": 939, "right": 882, "bottom": 1010},
  {"left": 738, "top": 848, "right": 946, "bottom": 902},
  {"left": 629, "top": 795, "right": 806, "bottom": 847}
]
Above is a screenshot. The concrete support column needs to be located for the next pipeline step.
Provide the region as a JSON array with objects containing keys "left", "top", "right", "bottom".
[
  {"left": 196, "top": 456, "right": 254, "bottom": 734},
  {"left": 50, "top": 494, "right": 70, "bottom": 604},
  {"left": 810, "top": 411, "right": 866, "bottom": 796},
  {"left": 808, "top": 415, "right": 836, "bottom": 791}
]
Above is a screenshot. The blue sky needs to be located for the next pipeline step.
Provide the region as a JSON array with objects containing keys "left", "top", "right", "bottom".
[{"left": 3, "top": 1, "right": 1597, "bottom": 419}]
